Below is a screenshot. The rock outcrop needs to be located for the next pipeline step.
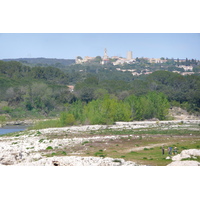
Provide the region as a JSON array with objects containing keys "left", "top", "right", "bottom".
[
  {"left": 167, "top": 149, "right": 200, "bottom": 166},
  {"left": 15, "top": 156, "right": 140, "bottom": 166}
]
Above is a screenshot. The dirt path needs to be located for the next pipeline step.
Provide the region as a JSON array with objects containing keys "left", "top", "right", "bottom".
[{"left": 120, "top": 142, "right": 171, "bottom": 153}]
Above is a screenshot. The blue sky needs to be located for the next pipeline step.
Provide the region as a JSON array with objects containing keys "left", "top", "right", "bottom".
[{"left": 0, "top": 33, "right": 200, "bottom": 60}]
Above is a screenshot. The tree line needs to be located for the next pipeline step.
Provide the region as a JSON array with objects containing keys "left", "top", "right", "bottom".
[
  {"left": 61, "top": 92, "right": 170, "bottom": 125},
  {"left": 0, "top": 60, "right": 200, "bottom": 121}
]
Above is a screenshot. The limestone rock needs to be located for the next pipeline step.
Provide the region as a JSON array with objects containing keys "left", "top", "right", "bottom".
[
  {"left": 167, "top": 161, "right": 200, "bottom": 166},
  {"left": 172, "top": 149, "right": 200, "bottom": 161},
  {"left": 168, "top": 149, "right": 200, "bottom": 166}
]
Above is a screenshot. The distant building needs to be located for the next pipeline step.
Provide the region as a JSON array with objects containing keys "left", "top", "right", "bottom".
[
  {"left": 127, "top": 51, "right": 132, "bottom": 60},
  {"left": 148, "top": 58, "right": 167, "bottom": 64},
  {"left": 177, "top": 65, "right": 193, "bottom": 71},
  {"left": 67, "top": 85, "right": 74, "bottom": 92},
  {"left": 76, "top": 56, "right": 95, "bottom": 64},
  {"left": 102, "top": 48, "right": 110, "bottom": 65},
  {"left": 181, "top": 72, "right": 195, "bottom": 76}
]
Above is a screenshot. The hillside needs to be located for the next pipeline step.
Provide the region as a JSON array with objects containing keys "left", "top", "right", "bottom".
[
  {"left": 2, "top": 57, "right": 75, "bottom": 67},
  {"left": 0, "top": 59, "right": 200, "bottom": 121}
]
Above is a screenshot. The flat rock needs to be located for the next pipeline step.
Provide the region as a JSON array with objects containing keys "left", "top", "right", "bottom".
[
  {"left": 167, "top": 161, "right": 200, "bottom": 166},
  {"left": 172, "top": 149, "right": 200, "bottom": 161}
]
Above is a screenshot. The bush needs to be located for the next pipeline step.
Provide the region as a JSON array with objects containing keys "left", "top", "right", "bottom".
[
  {"left": 2, "top": 106, "right": 12, "bottom": 113},
  {"left": 46, "top": 146, "right": 53, "bottom": 150},
  {"left": 0, "top": 115, "right": 6, "bottom": 122},
  {"left": 82, "top": 141, "right": 89, "bottom": 145},
  {"left": 60, "top": 112, "right": 76, "bottom": 126}
]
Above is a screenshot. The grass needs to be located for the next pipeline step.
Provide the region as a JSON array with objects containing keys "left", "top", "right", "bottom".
[
  {"left": 45, "top": 151, "right": 67, "bottom": 157},
  {"left": 83, "top": 132, "right": 200, "bottom": 166},
  {"left": 30, "top": 119, "right": 62, "bottom": 130},
  {"left": 92, "top": 127, "right": 200, "bottom": 136},
  {"left": 181, "top": 156, "right": 200, "bottom": 162},
  {"left": 94, "top": 150, "right": 107, "bottom": 158}
]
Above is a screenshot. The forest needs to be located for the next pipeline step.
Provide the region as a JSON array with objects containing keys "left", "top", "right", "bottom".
[{"left": 0, "top": 60, "right": 200, "bottom": 125}]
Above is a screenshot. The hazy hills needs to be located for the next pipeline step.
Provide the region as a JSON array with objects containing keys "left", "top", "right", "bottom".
[{"left": 2, "top": 57, "right": 75, "bottom": 67}]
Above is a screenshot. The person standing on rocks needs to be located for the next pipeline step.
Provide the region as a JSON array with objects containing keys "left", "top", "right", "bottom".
[
  {"left": 161, "top": 146, "right": 165, "bottom": 155},
  {"left": 168, "top": 147, "right": 173, "bottom": 155}
]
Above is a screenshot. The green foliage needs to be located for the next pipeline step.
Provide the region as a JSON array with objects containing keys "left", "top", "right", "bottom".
[
  {"left": 125, "top": 92, "right": 170, "bottom": 120},
  {"left": 46, "top": 146, "right": 53, "bottom": 150},
  {"left": 83, "top": 95, "right": 132, "bottom": 124},
  {"left": 60, "top": 113, "right": 76, "bottom": 126},
  {"left": 39, "top": 139, "right": 45, "bottom": 143},
  {"left": 1, "top": 105, "right": 13, "bottom": 114},
  {"left": 1, "top": 59, "right": 200, "bottom": 121},
  {"left": 82, "top": 141, "right": 89, "bottom": 145},
  {"left": 31, "top": 120, "right": 62, "bottom": 130},
  {"left": 60, "top": 93, "right": 170, "bottom": 125},
  {"left": 0, "top": 115, "right": 6, "bottom": 122},
  {"left": 94, "top": 150, "right": 106, "bottom": 157}
]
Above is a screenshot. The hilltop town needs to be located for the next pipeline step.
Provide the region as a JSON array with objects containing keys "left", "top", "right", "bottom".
[{"left": 75, "top": 49, "right": 200, "bottom": 76}]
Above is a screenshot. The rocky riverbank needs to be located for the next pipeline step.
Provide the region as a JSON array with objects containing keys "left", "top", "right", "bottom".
[{"left": 0, "top": 120, "right": 200, "bottom": 166}]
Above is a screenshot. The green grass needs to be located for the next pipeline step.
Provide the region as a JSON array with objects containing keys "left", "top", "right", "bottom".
[
  {"left": 30, "top": 119, "right": 62, "bottom": 130},
  {"left": 39, "top": 139, "right": 45, "bottom": 143},
  {"left": 86, "top": 134, "right": 200, "bottom": 166},
  {"left": 82, "top": 141, "right": 89, "bottom": 145},
  {"left": 181, "top": 156, "right": 200, "bottom": 162},
  {"left": 94, "top": 150, "right": 107, "bottom": 158},
  {"left": 95, "top": 128, "right": 200, "bottom": 136},
  {"left": 45, "top": 151, "right": 67, "bottom": 157}
]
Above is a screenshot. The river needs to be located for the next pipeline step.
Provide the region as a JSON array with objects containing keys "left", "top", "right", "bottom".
[{"left": 0, "top": 125, "right": 28, "bottom": 135}]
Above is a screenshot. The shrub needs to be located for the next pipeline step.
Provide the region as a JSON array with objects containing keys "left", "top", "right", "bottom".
[
  {"left": 181, "top": 146, "right": 187, "bottom": 149},
  {"left": 0, "top": 115, "right": 6, "bottom": 122},
  {"left": 2, "top": 106, "right": 12, "bottom": 113},
  {"left": 60, "top": 112, "right": 76, "bottom": 126},
  {"left": 130, "top": 151, "right": 137, "bottom": 154},
  {"left": 46, "top": 146, "right": 53, "bottom": 150},
  {"left": 61, "top": 151, "right": 67, "bottom": 155},
  {"left": 82, "top": 141, "right": 89, "bottom": 145},
  {"left": 37, "top": 131, "right": 42, "bottom": 135}
]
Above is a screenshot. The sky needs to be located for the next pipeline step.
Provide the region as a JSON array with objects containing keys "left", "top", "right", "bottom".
[
  {"left": 0, "top": 33, "right": 200, "bottom": 60},
  {"left": 1, "top": 1, "right": 200, "bottom": 199}
]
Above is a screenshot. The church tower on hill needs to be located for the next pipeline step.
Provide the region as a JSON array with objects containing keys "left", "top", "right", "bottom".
[{"left": 102, "top": 48, "right": 109, "bottom": 65}]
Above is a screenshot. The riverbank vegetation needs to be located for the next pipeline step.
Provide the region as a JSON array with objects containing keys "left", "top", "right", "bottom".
[{"left": 0, "top": 60, "right": 200, "bottom": 126}]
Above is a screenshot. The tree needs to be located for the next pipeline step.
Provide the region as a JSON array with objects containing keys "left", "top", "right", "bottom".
[
  {"left": 24, "top": 83, "right": 54, "bottom": 114},
  {"left": 94, "top": 56, "right": 102, "bottom": 63},
  {"left": 77, "top": 56, "right": 83, "bottom": 60}
]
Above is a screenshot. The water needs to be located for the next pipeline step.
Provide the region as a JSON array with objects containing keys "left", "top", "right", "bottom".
[{"left": 0, "top": 125, "right": 28, "bottom": 135}]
